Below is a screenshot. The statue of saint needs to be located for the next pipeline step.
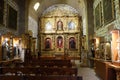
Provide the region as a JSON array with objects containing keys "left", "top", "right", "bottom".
[
  {"left": 69, "top": 38, "right": 76, "bottom": 49},
  {"left": 45, "top": 38, "right": 51, "bottom": 49},
  {"left": 57, "top": 19, "right": 63, "bottom": 30}
]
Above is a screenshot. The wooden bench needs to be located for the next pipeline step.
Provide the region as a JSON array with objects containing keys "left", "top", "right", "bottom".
[
  {"left": 1, "top": 67, "right": 78, "bottom": 76},
  {"left": 23, "top": 59, "right": 73, "bottom": 68},
  {"left": 0, "top": 75, "right": 83, "bottom": 80},
  {"left": 26, "top": 75, "right": 82, "bottom": 80}
]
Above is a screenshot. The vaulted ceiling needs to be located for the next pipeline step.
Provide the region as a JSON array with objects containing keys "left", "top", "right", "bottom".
[
  {"left": 28, "top": 0, "right": 87, "bottom": 19},
  {"left": 27, "top": 0, "right": 94, "bottom": 37}
]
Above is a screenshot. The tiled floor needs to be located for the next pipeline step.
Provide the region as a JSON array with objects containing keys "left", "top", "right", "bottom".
[
  {"left": 75, "top": 60, "right": 101, "bottom": 80},
  {"left": 78, "top": 67, "right": 101, "bottom": 80}
]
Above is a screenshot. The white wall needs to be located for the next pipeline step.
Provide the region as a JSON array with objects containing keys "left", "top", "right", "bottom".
[{"left": 28, "top": 16, "right": 38, "bottom": 37}]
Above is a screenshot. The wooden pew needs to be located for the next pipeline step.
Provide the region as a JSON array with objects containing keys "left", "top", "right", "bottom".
[
  {"left": 0, "top": 75, "right": 83, "bottom": 80},
  {"left": 1, "top": 67, "right": 78, "bottom": 76},
  {"left": 0, "top": 76, "right": 21, "bottom": 80},
  {"left": 23, "top": 59, "right": 73, "bottom": 68},
  {"left": 26, "top": 75, "right": 82, "bottom": 80}
]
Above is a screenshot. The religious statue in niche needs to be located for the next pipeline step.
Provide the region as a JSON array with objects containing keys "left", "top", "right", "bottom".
[
  {"left": 57, "top": 19, "right": 63, "bottom": 30},
  {"left": 69, "top": 37, "right": 76, "bottom": 49},
  {"left": 45, "top": 38, "right": 51, "bottom": 49},
  {"left": 68, "top": 21, "right": 75, "bottom": 30},
  {"left": 57, "top": 36, "right": 63, "bottom": 48},
  {"left": 13, "top": 45, "right": 20, "bottom": 58},
  {"left": 2, "top": 39, "right": 10, "bottom": 60}
]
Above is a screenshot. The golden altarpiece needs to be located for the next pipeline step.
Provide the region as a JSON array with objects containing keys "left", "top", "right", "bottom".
[{"left": 39, "top": 4, "right": 82, "bottom": 58}]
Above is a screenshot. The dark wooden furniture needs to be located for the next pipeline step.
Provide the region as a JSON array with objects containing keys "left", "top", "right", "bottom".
[
  {"left": 94, "top": 59, "right": 116, "bottom": 80},
  {"left": 0, "top": 57, "right": 82, "bottom": 80},
  {"left": 1, "top": 67, "right": 78, "bottom": 76},
  {"left": 0, "top": 75, "right": 82, "bottom": 80}
]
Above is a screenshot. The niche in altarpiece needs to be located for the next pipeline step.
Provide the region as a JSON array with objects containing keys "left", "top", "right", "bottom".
[
  {"left": 45, "top": 38, "right": 52, "bottom": 50},
  {"left": 69, "top": 37, "right": 76, "bottom": 49}
]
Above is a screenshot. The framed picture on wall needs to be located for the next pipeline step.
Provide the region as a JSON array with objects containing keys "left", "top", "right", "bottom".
[
  {"left": 0, "top": 0, "right": 4, "bottom": 25},
  {"left": 69, "top": 37, "right": 76, "bottom": 50},
  {"left": 103, "top": 0, "right": 115, "bottom": 25},
  {"left": 95, "top": 3, "right": 100, "bottom": 30},
  {"left": 7, "top": 4, "right": 17, "bottom": 30},
  {"left": 68, "top": 21, "right": 75, "bottom": 30},
  {"left": 45, "top": 38, "right": 51, "bottom": 50}
]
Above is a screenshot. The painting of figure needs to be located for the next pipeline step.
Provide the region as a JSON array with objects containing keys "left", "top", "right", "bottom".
[
  {"left": 95, "top": 3, "right": 100, "bottom": 29},
  {"left": 69, "top": 37, "right": 76, "bottom": 49},
  {"left": 45, "top": 21, "right": 52, "bottom": 31},
  {"left": 0, "top": 0, "right": 4, "bottom": 25},
  {"left": 68, "top": 21, "right": 75, "bottom": 30},
  {"left": 57, "top": 19, "right": 63, "bottom": 30},
  {"left": 45, "top": 38, "right": 51, "bottom": 49},
  {"left": 103, "top": 0, "right": 115, "bottom": 24},
  {"left": 8, "top": 5, "right": 17, "bottom": 30},
  {"left": 57, "top": 36, "right": 63, "bottom": 48}
]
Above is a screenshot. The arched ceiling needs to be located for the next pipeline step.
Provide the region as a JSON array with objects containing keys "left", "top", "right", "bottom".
[
  {"left": 29, "top": 0, "right": 86, "bottom": 18},
  {"left": 41, "top": 4, "right": 79, "bottom": 17},
  {"left": 28, "top": 0, "right": 88, "bottom": 36}
]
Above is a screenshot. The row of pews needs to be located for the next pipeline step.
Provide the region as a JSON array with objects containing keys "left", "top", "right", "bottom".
[
  {"left": 0, "top": 75, "right": 82, "bottom": 80},
  {"left": 0, "top": 57, "right": 82, "bottom": 80},
  {"left": 1, "top": 67, "right": 78, "bottom": 76}
]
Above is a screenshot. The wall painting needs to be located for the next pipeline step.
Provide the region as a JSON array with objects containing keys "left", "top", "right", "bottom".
[
  {"left": 103, "top": 0, "right": 115, "bottom": 25},
  {"left": 7, "top": 5, "right": 17, "bottom": 30},
  {"left": 0, "top": 0, "right": 4, "bottom": 25}
]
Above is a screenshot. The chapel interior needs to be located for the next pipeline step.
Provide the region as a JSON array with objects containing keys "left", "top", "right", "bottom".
[{"left": 0, "top": 0, "right": 120, "bottom": 80}]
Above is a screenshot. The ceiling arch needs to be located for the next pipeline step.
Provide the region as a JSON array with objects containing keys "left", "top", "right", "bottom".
[
  {"left": 28, "top": 0, "right": 88, "bottom": 36},
  {"left": 41, "top": 4, "right": 79, "bottom": 17},
  {"left": 29, "top": 0, "right": 86, "bottom": 17}
]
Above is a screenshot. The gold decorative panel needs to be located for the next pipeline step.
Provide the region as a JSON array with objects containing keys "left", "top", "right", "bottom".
[{"left": 39, "top": 4, "right": 81, "bottom": 57}]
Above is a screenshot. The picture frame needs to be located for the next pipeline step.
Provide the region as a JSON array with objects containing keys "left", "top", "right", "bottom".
[
  {"left": 0, "top": 0, "right": 4, "bottom": 25},
  {"left": 103, "top": 0, "right": 115, "bottom": 25},
  {"left": 95, "top": 3, "right": 101, "bottom": 30},
  {"left": 45, "top": 38, "right": 51, "bottom": 49},
  {"left": 7, "top": 4, "right": 18, "bottom": 30},
  {"left": 69, "top": 37, "right": 76, "bottom": 49}
]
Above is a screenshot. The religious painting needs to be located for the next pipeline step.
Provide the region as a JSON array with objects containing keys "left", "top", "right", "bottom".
[
  {"left": 7, "top": 5, "right": 17, "bottom": 30},
  {"left": 68, "top": 21, "right": 75, "bottom": 30},
  {"left": 119, "top": 0, "right": 120, "bottom": 12},
  {"left": 103, "top": 0, "right": 115, "bottom": 25},
  {"left": 45, "top": 38, "right": 51, "bottom": 49},
  {"left": 95, "top": 3, "right": 100, "bottom": 29},
  {"left": 57, "top": 36, "right": 63, "bottom": 48},
  {"left": 0, "top": 0, "right": 4, "bottom": 25},
  {"left": 57, "top": 19, "right": 63, "bottom": 30},
  {"left": 45, "top": 21, "right": 52, "bottom": 31},
  {"left": 69, "top": 37, "right": 76, "bottom": 49}
]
